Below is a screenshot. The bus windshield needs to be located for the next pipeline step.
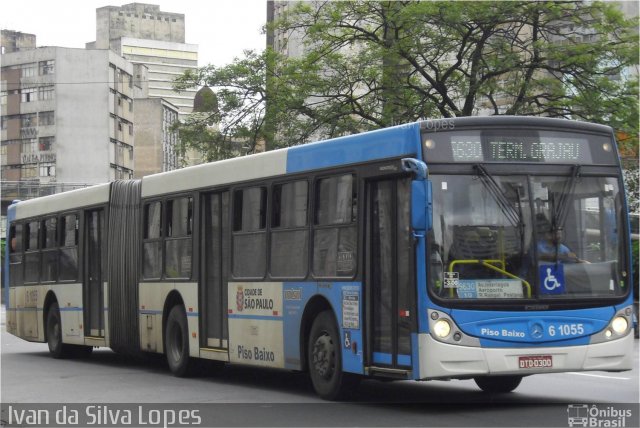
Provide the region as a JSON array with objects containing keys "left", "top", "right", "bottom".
[{"left": 428, "top": 173, "right": 627, "bottom": 304}]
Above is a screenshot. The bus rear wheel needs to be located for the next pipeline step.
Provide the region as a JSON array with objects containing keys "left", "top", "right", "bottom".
[
  {"left": 474, "top": 375, "right": 523, "bottom": 393},
  {"left": 308, "top": 310, "right": 358, "bottom": 400},
  {"left": 46, "top": 302, "right": 71, "bottom": 359},
  {"left": 165, "top": 305, "right": 196, "bottom": 377}
]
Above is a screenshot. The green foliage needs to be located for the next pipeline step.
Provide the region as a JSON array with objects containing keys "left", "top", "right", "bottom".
[{"left": 173, "top": 1, "right": 638, "bottom": 163}]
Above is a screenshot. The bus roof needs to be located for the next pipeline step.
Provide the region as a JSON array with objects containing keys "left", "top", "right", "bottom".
[
  {"left": 12, "top": 183, "right": 111, "bottom": 221},
  {"left": 141, "top": 122, "right": 422, "bottom": 198},
  {"left": 419, "top": 116, "right": 614, "bottom": 134}
]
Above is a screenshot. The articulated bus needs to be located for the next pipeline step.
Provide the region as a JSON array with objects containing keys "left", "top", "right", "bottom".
[{"left": 4, "top": 117, "right": 634, "bottom": 400}]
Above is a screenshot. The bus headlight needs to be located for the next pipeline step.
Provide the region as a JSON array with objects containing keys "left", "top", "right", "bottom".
[
  {"left": 611, "top": 316, "right": 628, "bottom": 334},
  {"left": 433, "top": 319, "right": 451, "bottom": 338}
]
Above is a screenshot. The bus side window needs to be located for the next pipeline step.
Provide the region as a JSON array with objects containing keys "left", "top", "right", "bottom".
[
  {"left": 41, "top": 217, "right": 58, "bottom": 282},
  {"left": 9, "top": 223, "right": 24, "bottom": 286},
  {"left": 143, "top": 201, "right": 163, "bottom": 280},
  {"left": 24, "top": 220, "right": 40, "bottom": 283},
  {"left": 59, "top": 214, "right": 79, "bottom": 281},
  {"left": 270, "top": 180, "right": 309, "bottom": 279},
  {"left": 313, "top": 174, "right": 357, "bottom": 278},
  {"left": 232, "top": 186, "right": 267, "bottom": 279},
  {"left": 165, "top": 197, "right": 192, "bottom": 279}
]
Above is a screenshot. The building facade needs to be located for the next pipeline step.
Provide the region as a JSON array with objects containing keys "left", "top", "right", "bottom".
[
  {"left": 1, "top": 30, "right": 36, "bottom": 55},
  {"left": 1, "top": 47, "right": 136, "bottom": 213},
  {"left": 87, "top": 3, "right": 199, "bottom": 121},
  {"left": 133, "top": 97, "right": 179, "bottom": 178}
]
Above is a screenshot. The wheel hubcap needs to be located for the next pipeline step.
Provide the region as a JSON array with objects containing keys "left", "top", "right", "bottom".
[
  {"left": 312, "top": 332, "right": 335, "bottom": 379},
  {"left": 169, "top": 325, "right": 183, "bottom": 362}
]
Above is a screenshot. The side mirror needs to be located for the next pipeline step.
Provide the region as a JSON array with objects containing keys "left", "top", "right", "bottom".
[{"left": 412, "top": 179, "right": 433, "bottom": 231}]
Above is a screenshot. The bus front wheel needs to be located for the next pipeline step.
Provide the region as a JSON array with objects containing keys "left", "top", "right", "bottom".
[
  {"left": 307, "top": 310, "right": 358, "bottom": 400},
  {"left": 165, "top": 305, "right": 195, "bottom": 377},
  {"left": 474, "top": 375, "right": 523, "bottom": 393}
]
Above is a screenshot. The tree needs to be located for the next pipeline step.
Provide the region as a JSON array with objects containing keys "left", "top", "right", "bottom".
[{"left": 174, "top": 1, "right": 638, "bottom": 160}]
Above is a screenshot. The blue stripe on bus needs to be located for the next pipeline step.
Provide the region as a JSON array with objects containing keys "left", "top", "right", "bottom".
[
  {"left": 228, "top": 314, "right": 283, "bottom": 321},
  {"left": 59, "top": 307, "right": 83, "bottom": 312},
  {"left": 372, "top": 352, "right": 392, "bottom": 365},
  {"left": 372, "top": 352, "right": 412, "bottom": 366},
  {"left": 13, "top": 307, "right": 43, "bottom": 312},
  {"left": 285, "top": 123, "right": 422, "bottom": 173},
  {"left": 397, "top": 354, "right": 412, "bottom": 367}
]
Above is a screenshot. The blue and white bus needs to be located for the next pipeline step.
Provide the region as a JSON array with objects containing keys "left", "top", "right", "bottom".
[{"left": 4, "top": 117, "right": 634, "bottom": 399}]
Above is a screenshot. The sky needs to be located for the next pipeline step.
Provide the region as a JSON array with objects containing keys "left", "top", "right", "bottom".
[{"left": 0, "top": 0, "right": 267, "bottom": 67}]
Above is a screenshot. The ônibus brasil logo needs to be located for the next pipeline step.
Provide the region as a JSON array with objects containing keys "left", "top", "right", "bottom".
[{"left": 567, "top": 404, "right": 633, "bottom": 427}]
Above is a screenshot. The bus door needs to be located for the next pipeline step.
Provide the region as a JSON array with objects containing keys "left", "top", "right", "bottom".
[
  {"left": 366, "top": 177, "right": 416, "bottom": 369},
  {"left": 200, "top": 191, "right": 230, "bottom": 350},
  {"left": 84, "top": 208, "right": 105, "bottom": 337}
]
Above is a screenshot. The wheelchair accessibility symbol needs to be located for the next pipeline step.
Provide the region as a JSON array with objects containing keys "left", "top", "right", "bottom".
[
  {"left": 544, "top": 268, "right": 561, "bottom": 290},
  {"left": 539, "top": 265, "right": 565, "bottom": 295}
]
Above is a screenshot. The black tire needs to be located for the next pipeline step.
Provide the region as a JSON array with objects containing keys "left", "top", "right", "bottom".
[
  {"left": 308, "top": 310, "right": 359, "bottom": 400},
  {"left": 474, "top": 375, "right": 523, "bottom": 393},
  {"left": 165, "top": 305, "right": 196, "bottom": 377},
  {"left": 46, "top": 302, "right": 71, "bottom": 359}
]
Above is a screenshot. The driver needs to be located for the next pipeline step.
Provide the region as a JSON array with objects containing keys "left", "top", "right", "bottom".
[{"left": 535, "top": 214, "right": 586, "bottom": 263}]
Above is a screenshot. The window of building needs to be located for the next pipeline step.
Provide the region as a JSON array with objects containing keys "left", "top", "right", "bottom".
[
  {"left": 270, "top": 180, "right": 309, "bottom": 278},
  {"left": 313, "top": 174, "right": 358, "bottom": 278},
  {"left": 21, "top": 63, "right": 37, "bottom": 78},
  {"left": 21, "top": 140, "right": 37, "bottom": 155},
  {"left": 38, "top": 86, "right": 54, "bottom": 101},
  {"left": 39, "top": 136, "right": 54, "bottom": 151},
  {"left": 165, "top": 197, "right": 193, "bottom": 279},
  {"left": 20, "top": 87, "right": 37, "bottom": 103},
  {"left": 232, "top": 186, "right": 267, "bottom": 278},
  {"left": 21, "top": 165, "right": 37, "bottom": 179},
  {"left": 21, "top": 113, "right": 37, "bottom": 128},
  {"left": 38, "top": 111, "right": 55, "bottom": 126},
  {"left": 39, "top": 163, "right": 55, "bottom": 177},
  {"left": 39, "top": 60, "right": 55, "bottom": 75}
]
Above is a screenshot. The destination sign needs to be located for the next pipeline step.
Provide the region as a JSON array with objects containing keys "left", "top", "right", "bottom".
[{"left": 423, "top": 129, "right": 617, "bottom": 165}]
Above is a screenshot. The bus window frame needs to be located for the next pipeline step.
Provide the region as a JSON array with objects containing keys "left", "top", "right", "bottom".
[
  {"left": 58, "top": 211, "right": 80, "bottom": 283},
  {"left": 269, "top": 178, "right": 311, "bottom": 280},
  {"left": 231, "top": 185, "right": 269, "bottom": 280},
  {"left": 39, "top": 215, "right": 59, "bottom": 284},
  {"left": 311, "top": 172, "right": 359, "bottom": 280}
]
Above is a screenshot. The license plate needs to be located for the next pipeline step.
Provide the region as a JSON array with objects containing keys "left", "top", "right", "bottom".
[{"left": 518, "top": 355, "right": 553, "bottom": 369}]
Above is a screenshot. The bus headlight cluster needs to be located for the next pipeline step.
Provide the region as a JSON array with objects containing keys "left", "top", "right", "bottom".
[
  {"left": 611, "top": 316, "right": 628, "bottom": 334},
  {"left": 433, "top": 319, "right": 451, "bottom": 338}
]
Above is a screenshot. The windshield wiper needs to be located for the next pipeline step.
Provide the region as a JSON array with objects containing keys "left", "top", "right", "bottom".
[
  {"left": 474, "top": 164, "right": 525, "bottom": 238},
  {"left": 551, "top": 165, "right": 581, "bottom": 232}
]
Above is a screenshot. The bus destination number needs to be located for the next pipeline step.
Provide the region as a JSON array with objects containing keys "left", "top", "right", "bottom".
[
  {"left": 518, "top": 355, "right": 553, "bottom": 369},
  {"left": 548, "top": 323, "right": 584, "bottom": 337}
]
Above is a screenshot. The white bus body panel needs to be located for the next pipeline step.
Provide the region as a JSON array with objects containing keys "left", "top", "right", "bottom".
[
  {"left": 141, "top": 149, "right": 288, "bottom": 198},
  {"left": 418, "top": 333, "right": 634, "bottom": 379},
  {"left": 138, "top": 282, "right": 199, "bottom": 357}
]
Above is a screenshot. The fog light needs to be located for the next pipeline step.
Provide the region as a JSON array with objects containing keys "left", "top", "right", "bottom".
[
  {"left": 605, "top": 329, "right": 612, "bottom": 338},
  {"left": 433, "top": 319, "right": 451, "bottom": 338},
  {"left": 611, "top": 317, "right": 628, "bottom": 334}
]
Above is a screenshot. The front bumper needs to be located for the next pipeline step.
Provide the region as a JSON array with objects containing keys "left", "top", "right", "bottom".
[{"left": 417, "top": 332, "right": 634, "bottom": 379}]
